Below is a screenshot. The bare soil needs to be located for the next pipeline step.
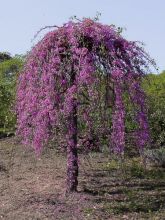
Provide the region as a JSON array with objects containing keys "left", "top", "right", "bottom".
[{"left": 0, "top": 137, "right": 165, "bottom": 220}]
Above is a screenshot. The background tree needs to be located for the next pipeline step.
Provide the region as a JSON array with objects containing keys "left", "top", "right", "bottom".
[
  {"left": 0, "top": 54, "right": 24, "bottom": 135},
  {"left": 143, "top": 71, "right": 165, "bottom": 148},
  {"left": 0, "top": 52, "right": 12, "bottom": 63}
]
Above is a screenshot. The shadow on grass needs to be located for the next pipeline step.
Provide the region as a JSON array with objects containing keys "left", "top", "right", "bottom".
[
  {"left": 81, "top": 162, "right": 165, "bottom": 215},
  {"left": 104, "top": 194, "right": 165, "bottom": 214}
]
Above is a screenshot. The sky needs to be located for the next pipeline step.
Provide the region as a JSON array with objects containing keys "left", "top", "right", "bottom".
[{"left": 0, "top": 0, "right": 164, "bottom": 73}]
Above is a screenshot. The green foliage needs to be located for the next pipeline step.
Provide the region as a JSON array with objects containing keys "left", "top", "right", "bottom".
[
  {"left": 143, "top": 71, "right": 165, "bottom": 147},
  {"left": 120, "top": 71, "right": 165, "bottom": 151},
  {"left": 0, "top": 55, "right": 24, "bottom": 133}
]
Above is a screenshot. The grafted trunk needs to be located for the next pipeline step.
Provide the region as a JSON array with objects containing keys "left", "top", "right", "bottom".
[{"left": 66, "top": 104, "right": 78, "bottom": 193}]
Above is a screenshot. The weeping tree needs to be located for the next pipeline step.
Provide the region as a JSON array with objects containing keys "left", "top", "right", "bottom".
[{"left": 16, "top": 18, "right": 155, "bottom": 193}]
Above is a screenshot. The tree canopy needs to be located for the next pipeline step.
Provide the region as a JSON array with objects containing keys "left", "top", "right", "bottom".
[{"left": 16, "top": 18, "right": 155, "bottom": 192}]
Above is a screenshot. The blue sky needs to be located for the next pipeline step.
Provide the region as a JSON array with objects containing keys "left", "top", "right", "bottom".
[{"left": 0, "top": 0, "right": 164, "bottom": 72}]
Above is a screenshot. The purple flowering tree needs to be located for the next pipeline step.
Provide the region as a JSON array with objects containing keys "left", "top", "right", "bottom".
[{"left": 16, "top": 18, "right": 155, "bottom": 193}]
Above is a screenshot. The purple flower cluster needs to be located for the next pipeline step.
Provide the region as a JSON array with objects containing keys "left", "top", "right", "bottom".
[
  {"left": 16, "top": 18, "right": 153, "bottom": 156},
  {"left": 111, "top": 68, "right": 125, "bottom": 154},
  {"left": 127, "top": 75, "right": 150, "bottom": 153}
]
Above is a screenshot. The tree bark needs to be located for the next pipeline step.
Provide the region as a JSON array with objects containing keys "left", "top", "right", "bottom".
[
  {"left": 66, "top": 66, "right": 78, "bottom": 193},
  {"left": 66, "top": 104, "right": 78, "bottom": 193}
]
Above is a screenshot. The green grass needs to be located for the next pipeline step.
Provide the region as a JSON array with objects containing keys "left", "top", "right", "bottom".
[{"left": 82, "top": 156, "right": 165, "bottom": 219}]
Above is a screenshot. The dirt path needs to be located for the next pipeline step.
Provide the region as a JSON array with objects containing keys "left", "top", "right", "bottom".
[{"left": 0, "top": 137, "right": 103, "bottom": 220}]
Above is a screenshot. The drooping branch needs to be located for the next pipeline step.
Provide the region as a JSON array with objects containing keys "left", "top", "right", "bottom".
[
  {"left": 111, "top": 68, "right": 125, "bottom": 155},
  {"left": 16, "top": 18, "right": 155, "bottom": 192}
]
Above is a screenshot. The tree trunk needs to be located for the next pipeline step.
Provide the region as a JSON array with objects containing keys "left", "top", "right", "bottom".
[
  {"left": 66, "top": 66, "right": 78, "bottom": 193},
  {"left": 66, "top": 104, "right": 78, "bottom": 193}
]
